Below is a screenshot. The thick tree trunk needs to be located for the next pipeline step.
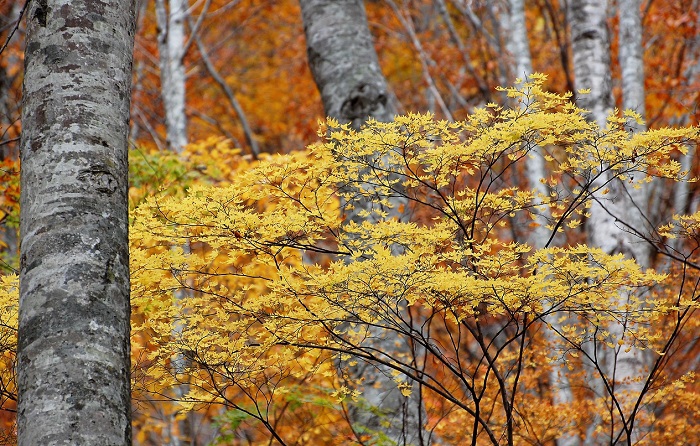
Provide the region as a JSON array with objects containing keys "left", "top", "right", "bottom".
[
  {"left": 300, "top": 0, "right": 394, "bottom": 129},
  {"left": 569, "top": 0, "right": 614, "bottom": 130},
  {"left": 156, "top": 0, "right": 188, "bottom": 153},
  {"left": 300, "top": 1, "right": 428, "bottom": 444},
  {"left": 18, "top": 0, "right": 135, "bottom": 444}
]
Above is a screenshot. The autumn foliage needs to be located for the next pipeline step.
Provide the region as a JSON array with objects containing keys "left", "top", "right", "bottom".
[
  {"left": 123, "top": 79, "right": 700, "bottom": 445},
  {"left": 1, "top": 0, "right": 700, "bottom": 444}
]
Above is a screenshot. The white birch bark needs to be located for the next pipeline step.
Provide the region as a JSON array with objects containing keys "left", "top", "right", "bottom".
[
  {"left": 506, "top": 0, "right": 552, "bottom": 250},
  {"left": 300, "top": 1, "right": 428, "bottom": 444},
  {"left": 570, "top": 0, "right": 649, "bottom": 442},
  {"left": 618, "top": 5, "right": 651, "bottom": 256},
  {"left": 156, "top": 4, "right": 193, "bottom": 443},
  {"left": 18, "top": 0, "right": 135, "bottom": 444},
  {"left": 568, "top": 3, "right": 615, "bottom": 444},
  {"left": 614, "top": 2, "right": 652, "bottom": 442},
  {"left": 619, "top": 0, "right": 645, "bottom": 131},
  {"left": 156, "top": 0, "right": 188, "bottom": 153},
  {"left": 569, "top": 0, "right": 630, "bottom": 258},
  {"left": 506, "top": 3, "right": 577, "bottom": 445}
]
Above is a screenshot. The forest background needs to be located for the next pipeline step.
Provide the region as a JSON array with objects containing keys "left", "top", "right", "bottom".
[{"left": 0, "top": 0, "right": 700, "bottom": 445}]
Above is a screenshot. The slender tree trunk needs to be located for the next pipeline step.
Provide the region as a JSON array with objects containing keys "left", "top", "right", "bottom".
[
  {"left": 18, "top": 0, "right": 135, "bottom": 444},
  {"left": 672, "top": 1, "right": 700, "bottom": 219},
  {"left": 618, "top": 5, "right": 651, "bottom": 258},
  {"left": 506, "top": 3, "right": 577, "bottom": 445},
  {"left": 156, "top": 0, "right": 188, "bottom": 153},
  {"left": 506, "top": 0, "right": 552, "bottom": 250},
  {"left": 614, "top": 2, "right": 652, "bottom": 442},
  {"left": 156, "top": 4, "right": 197, "bottom": 443},
  {"left": 619, "top": 0, "right": 645, "bottom": 130},
  {"left": 299, "top": 1, "right": 429, "bottom": 444},
  {"left": 570, "top": 0, "right": 650, "bottom": 442},
  {"left": 568, "top": 2, "right": 614, "bottom": 444}
]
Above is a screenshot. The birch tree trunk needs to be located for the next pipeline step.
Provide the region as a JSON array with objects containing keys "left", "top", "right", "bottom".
[
  {"left": 155, "top": 1, "right": 192, "bottom": 443},
  {"left": 18, "top": 0, "right": 135, "bottom": 444},
  {"left": 613, "top": 2, "right": 651, "bottom": 441},
  {"left": 506, "top": 0, "right": 551, "bottom": 250},
  {"left": 156, "top": 0, "right": 188, "bottom": 153},
  {"left": 506, "top": 3, "right": 577, "bottom": 445},
  {"left": 618, "top": 0, "right": 652, "bottom": 257},
  {"left": 568, "top": 3, "right": 615, "bottom": 444},
  {"left": 300, "top": 1, "right": 428, "bottom": 444},
  {"left": 570, "top": 0, "right": 650, "bottom": 442}
]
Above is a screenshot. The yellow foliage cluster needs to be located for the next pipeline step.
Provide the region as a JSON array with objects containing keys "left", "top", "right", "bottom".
[{"left": 128, "top": 78, "right": 700, "bottom": 443}]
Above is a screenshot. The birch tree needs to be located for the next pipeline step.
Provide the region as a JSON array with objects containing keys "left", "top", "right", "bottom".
[
  {"left": 618, "top": 0, "right": 652, "bottom": 259},
  {"left": 568, "top": 3, "right": 616, "bottom": 443},
  {"left": 156, "top": 0, "right": 189, "bottom": 153},
  {"left": 18, "top": 0, "right": 135, "bottom": 444},
  {"left": 569, "top": 0, "right": 653, "bottom": 442},
  {"left": 505, "top": 2, "right": 578, "bottom": 445},
  {"left": 299, "top": 1, "right": 428, "bottom": 444}
]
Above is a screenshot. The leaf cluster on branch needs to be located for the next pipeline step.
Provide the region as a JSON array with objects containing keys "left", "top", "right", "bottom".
[{"left": 125, "top": 77, "right": 700, "bottom": 445}]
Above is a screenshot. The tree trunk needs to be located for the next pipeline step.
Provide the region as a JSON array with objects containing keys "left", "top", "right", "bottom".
[
  {"left": 568, "top": 2, "right": 615, "bottom": 444},
  {"left": 617, "top": 3, "right": 651, "bottom": 259},
  {"left": 18, "top": 0, "right": 135, "bottom": 444},
  {"left": 156, "top": 0, "right": 188, "bottom": 153},
  {"left": 506, "top": 3, "right": 577, "bottom": 445},
  {"left": 569, "top": 0, "right": 629, "bottom": 260},
  {"left": 570, "top": 0, "right": 650, "bottom": 442},
  {"left": 300, "top": 1, "right": 429, "bottom": 444},
  {"left": 615, "top": 2, "right": 655, "bottom": 442},
  {"left": 300, "top": 0, "right": 394, "bottom": 130}
]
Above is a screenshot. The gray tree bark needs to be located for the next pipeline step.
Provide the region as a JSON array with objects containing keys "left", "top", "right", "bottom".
[
  {"left": 568, "top": 3, "right": 615, "bottom": 444},
  {"left": 18, "top": 0, "right": 135, "bottom": 444},
  {"left": 300, "top": 1, "right": 429, "bottom": 444},
  {"left": 618, "top": 0, "right": 652, "bottom": 265},
  {"left": 506, "top": 0, "right": 552, "bottom": 250},
  {"left": 300, "top": 0, "right": 394, "bottom": 130},
  {"left": 615, "top": 2, "right": 654, "bottom": 442}
]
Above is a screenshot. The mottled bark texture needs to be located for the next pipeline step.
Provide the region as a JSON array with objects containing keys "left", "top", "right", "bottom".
[
  {"left": 18, "top": 1, "right": 135, "bottom": 444},
  {"left": 300, "top": 0, "right": 394, "bottom": 130},
  {"left": 568, "top": 3, "right": 615, "bottom": 443},
  {"left": 615, "top": 2, "right": 652, "bottom": 442},
  {"left": 569, "top": 0, "right": 620, "bottom": 257},
  {"left": 300, "top": 1, "right": 428, "bottom": 444},
  {"left": 619, "top": 0, "right": 645, "bottom": 129},
  {"left": 506, "top": 0, "right": 553, "bottom": 250},
  {"left": 618, "top": 0, "right": 651, "bottom": 264}
]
